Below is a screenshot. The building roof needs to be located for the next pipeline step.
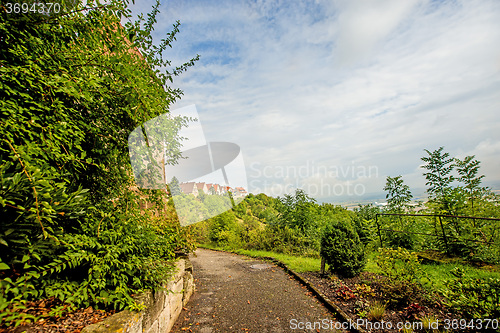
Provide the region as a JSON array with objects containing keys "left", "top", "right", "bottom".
[{"left": 180, "top": 182, "right": 197, "bottom": 194}]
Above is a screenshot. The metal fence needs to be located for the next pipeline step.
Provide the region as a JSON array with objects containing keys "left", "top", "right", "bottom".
[{"left": 374, "top": 213, "right": 500, "bottom": 251}]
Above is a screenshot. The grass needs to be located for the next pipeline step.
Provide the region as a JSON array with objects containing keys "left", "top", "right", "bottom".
[
  {"left": 420, "top": 262, "right": 500, "bottom": 290},
  {"left": 420, "top": 314, "right": 439, "bottom": 331},
  {"left": 363, "top": 250, "right": 500, "bottom": 291},
  {"left": 197, "top": 244, "right": 322, "bottom": 273},
  {"left": 364, "top": 251, "right": 382, "bottom": 274},
  {"left": 198, "top": 244, "right": 500, "bottom": 289},
  {"left": 368, "top": 301, "right": 386, "bottom": 321}
]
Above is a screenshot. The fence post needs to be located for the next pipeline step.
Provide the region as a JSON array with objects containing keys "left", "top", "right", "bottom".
[
  {"left": 438, "top": 215, "right": 449, "bottom": 253},
  {"left": 320, "top": 257, "right": 326, "bottom": 276},
  {"left": 376, "top": 214, "right": 383, "bottom": 248}
]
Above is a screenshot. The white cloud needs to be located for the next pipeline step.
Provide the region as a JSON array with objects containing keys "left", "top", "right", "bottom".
[
  {"left": 128, "top": 0, "right": 500, "bottom": 202},
  {"left": 334, "top": 0, "right": 420, "bottom": 65}
]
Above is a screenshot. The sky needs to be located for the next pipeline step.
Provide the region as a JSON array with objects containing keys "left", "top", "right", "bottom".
[{"left": 127, "top": 0, "right": 500, "bottom": 204}]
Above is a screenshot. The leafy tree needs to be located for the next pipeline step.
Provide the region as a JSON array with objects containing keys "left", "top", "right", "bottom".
[
  {"left": 353, "top": 203, "right": 381, "bottom": 221},
  {"left": 208, "top": 185, "right": 216, "bottom": 195},
  {"left": 352, "top": 204, "right": 380, "bottom": 246},
  {"left": 276, "top": 189, "right": 317, "bottom": 235},
  {"left": 384, "top": 175, "right": 413, "bottom": 213},
  {"left": 209, "top": 211, "right": 239, "bottom": 245},
  {"left": 172, "top": 194, "right": 210, "bottom": 226},
  {"left": 453, "top": 155, "right": 486, "bottom": 216},
  {"left": 0, "top": 0, "right": 198, "bottom": 325},
  {"left": 203, "top": 194, "right": 233, "bottom": 216},
  {"left": 421, "top": 147, "right": 455, "bottom": 213},
  {"left": 382, "top": 175, "right": 415, "bottom": 248}
]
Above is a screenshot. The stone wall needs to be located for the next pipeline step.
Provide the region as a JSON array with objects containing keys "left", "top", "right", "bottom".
[{"left": 82, "top": 258, "right": 194, "bottom": 333}]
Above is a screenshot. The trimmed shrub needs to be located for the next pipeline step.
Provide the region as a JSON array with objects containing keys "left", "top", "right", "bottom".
[{"left": 320, "top": 219, "right": 366, "bottom": 278}]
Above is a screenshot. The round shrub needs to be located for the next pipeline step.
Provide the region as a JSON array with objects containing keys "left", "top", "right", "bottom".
[{"left": 320, "top": 219, "right": 366, "bottom": 278}]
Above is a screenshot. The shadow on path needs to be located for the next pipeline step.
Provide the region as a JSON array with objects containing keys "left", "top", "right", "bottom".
[{"left": 171, "top": 249, "right": 342, "bottom": 333}]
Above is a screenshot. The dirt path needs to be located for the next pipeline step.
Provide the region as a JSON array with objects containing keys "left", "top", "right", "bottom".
[{"left": 171, "top": 249, "right": 343, "bottom": 333}]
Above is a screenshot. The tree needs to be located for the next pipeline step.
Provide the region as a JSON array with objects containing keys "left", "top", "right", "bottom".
[
  {"left": 276, "top": 189, "right": 317, "bottom": 235},
  {"left": 169, "top": 176, "right": 182, "bottom": 196},
  {"left": 0, "top": 0, "right": 198, "bottom": 324},
  {"left": 208, "top": 185, "right": 216, "bottom": 195},
  {"left": 382, "top": 176, "right": 415, "bottom": 249},
  {"left": 454, "top": 155, "right": 486, "bottom": 216},
  {"left": 209, "top": 211, "right": 239, "bottom": 245},
  {"left": 421, "top": 147, "right": 455, "bottom": 213},
  {"left": 384, "top": 175, "right": 413, "bottom": 213},
  {"left": 352, "top": 204, "right": 380, "bottom": 246}
]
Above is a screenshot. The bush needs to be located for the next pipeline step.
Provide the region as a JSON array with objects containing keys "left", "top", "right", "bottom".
[
  {"left": 443, "top": 267, "right": 500, "bottom": 318},
  {"left": 320, "top": 219, "right": 366, "bottom": 278},
  {"left": 385, "top": 231, "right": 414, "bottom": 250},
  {"left": 374, "top": 247, "right": 427, "bottom": 306},
  {"left": 208, "top": 211, "right": 239, "bottom": 246}
]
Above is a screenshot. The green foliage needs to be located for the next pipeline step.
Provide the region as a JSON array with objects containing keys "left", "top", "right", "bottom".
[
  {"left": 168, "top": 177, "right": 182, "bottom": 196},
  {"left": 384, "top": 175, "right": 413, "bottom": 213},
  {"left": 275, "top": 189, "right": 318, "bottom": 236},
  {"left": 0, "top": 0, "right": 197, "bottom": 326},
  {"left": 209, "top": 211, "right": 240, "bottom": 246},
  {"left": 375, "top": 247, "right": 425, "bottom": 284},
  {"left": 386, "top": 231, "right": 415, "bottom": 250},
  {"left": 443, "top": 267, "right": 500, "bottom": 318},
  {"left": 421, "top": 147, "right": 455, "bottom": 213},
  {"left": 194, "top": 192, "right": 354, "bottom": 257},
  {"left": 374, "top": 247, "right": 427, "bottom": 306},
  {"left": 352, "top": 204, "right": 380, "bottom": 246},
  {"left": 382, "top": 176, "right": 415, "bottom": 248},
  {"left": 320, "top": 219, "right": 366, "bottom": 278},
  {"left": 368, "top": 301, "right": 386, "bottom": 321},
  {"left": 262, "top": 225, "right": 318, "bottom": 256},
  {"left": 454, "top": 156, "right": 484, "bottom": 198},
  {"left": 377, "top": 147, "right": 500, "bottom": 258}
]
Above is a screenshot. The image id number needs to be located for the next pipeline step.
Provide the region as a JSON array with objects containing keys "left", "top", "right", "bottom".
[
  {"left": 443, "top": 319, "right": 499, "bottom": 330},
  {"left": 4, "top": 2, "right": 61, "bottom": 15}
]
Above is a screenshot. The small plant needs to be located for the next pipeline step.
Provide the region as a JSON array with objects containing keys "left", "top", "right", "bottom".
[
  {"left": 368, "top": 301, "right": 386, "bottom": 321},
  {"left": 421, "top": 314, "right": 438, "bottom": 331},
  {"left": 400, "top": 328, "right": 414, "bottom": 333},
  {"left": 403, "top": 303, "right": 425, "bottom": 320},
  {"left": 335, "top": 284, "right": 356, "bottom": 300},
  {"left": 357, "top": 310, "right": 367, "bottom": 318},
  {"left": 354, "top": 299, "right": 369, "bottom": 317},
  {"left": 355, "top": 283, "right": 375, "bottom": 297}
]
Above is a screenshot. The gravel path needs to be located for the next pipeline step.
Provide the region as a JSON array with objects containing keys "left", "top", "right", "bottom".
[{"left": 170, "top": 249, "right": 343, "bottom": 333}]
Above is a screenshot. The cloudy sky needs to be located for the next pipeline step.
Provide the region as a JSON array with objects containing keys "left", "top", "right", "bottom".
[{"left": 128, "top": 0, "right": 500, "bottom": 204}]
